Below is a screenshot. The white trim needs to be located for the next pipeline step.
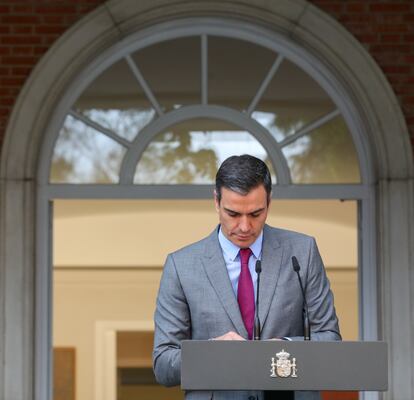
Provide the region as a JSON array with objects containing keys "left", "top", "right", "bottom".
[
  {"left": 118, "top": 105, "right": 290, "bottom": 184},
  {"left": 42, "top": 183, "right": 370, "bottom": 200},
  {"left": 246, "top": 54, "right": 284, "bottom": 116},
  {"left": 95, "top": 320, "right": 154, "bottom": 400}
]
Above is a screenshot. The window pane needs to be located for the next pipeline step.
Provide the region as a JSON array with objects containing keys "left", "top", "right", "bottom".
[
  {"left": 75, "top": 109, "right": 155, "bottom": 142},
  {"left": 134, "top": 118, "right": 277, "bottom": 184},
  {"left": 252, "top": 59, "right": 336, "bottom": 142},
  {"left": 50, "top": 115, "right": 126, "bottom": 184},
  {"left": 209, "top": 36, "right": 275, "bottom": 110},
  {"left": 282, "top": 117, "right": 361, "bottom": 183},
  {"left": 74, "top": 58, "right": 156, "bottom": 141},
  {"left": 131, "top": 37, "right": 200, "bottom": 111}
]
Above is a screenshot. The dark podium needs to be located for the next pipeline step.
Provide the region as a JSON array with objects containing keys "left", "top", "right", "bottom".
[{"left": 181, "top": 341, "right": 387, "bottom": 392}]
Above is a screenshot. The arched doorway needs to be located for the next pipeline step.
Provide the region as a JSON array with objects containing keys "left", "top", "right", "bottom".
[{"left": 1, "top": 2, "right": 412, "bottom": 400}]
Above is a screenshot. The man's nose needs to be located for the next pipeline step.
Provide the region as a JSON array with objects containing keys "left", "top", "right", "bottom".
[{"left": 239, "top": 216, "right": 250, "bottom": 232}]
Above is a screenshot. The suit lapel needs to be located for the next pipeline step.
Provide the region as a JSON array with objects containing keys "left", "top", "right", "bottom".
[
  {"left": 259, "top": 225, "right": 284, "bottom": 328},
  {"left": 201, "top": 228, "right": 247, "bottom": 337}
]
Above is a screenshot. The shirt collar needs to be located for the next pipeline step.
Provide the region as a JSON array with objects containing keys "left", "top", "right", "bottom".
[{"left": 218, "top": 227, "right": 263, "bottom": 261}]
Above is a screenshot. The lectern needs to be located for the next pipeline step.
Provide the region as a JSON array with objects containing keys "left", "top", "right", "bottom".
[{"left": 181, "top": 341, "right": 387, "bottom": 392}]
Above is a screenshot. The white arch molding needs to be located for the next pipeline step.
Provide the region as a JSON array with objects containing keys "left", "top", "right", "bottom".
[{"left": 0, "top": 2, "right": 412, "bottom": 400}]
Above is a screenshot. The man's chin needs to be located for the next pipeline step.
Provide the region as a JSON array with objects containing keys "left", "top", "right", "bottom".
[{"left": 232, "top": 236, "right": 255, "bottom": 248}]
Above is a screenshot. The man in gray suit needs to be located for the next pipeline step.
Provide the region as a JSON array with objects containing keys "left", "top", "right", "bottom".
[{"left": 153, "top": 155, "right": 341, "bottom": 400}]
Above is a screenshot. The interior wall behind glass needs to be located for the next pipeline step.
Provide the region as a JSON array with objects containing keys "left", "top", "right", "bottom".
[{"left": 53, "top": 199, "right": 358, "bottom": 400}]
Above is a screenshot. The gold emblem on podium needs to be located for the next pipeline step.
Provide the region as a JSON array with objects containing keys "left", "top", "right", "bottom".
[{"left": 270, "top": 349, "right": 297, "bottom": 378}]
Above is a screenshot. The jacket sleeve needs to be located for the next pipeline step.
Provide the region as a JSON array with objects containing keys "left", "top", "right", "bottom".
[
  {"left": 153, "top": 254, "right": 190, "bottom": 386},
  {"left": 290, "top": 237, "right": 341, "bottom": 342}
]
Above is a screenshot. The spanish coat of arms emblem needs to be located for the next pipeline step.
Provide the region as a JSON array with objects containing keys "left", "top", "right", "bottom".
[{"left": 270, "top": 349, "right": 298, "bottom": 378}]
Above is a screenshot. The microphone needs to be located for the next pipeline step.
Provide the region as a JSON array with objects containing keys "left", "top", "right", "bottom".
[
  {"left": 253, "top": 260, "right": 262, "bottom": 340},
  {"left": 291, "top": 256, "right": 311, "bottom": 341}
]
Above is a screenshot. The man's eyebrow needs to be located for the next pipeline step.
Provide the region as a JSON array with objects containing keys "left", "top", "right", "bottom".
[
  {"left": 223, "top": 207, "right": 266, "bottom": 215},
  {"left": 223, "top": 207, "right": 239, "bottom": 214}
]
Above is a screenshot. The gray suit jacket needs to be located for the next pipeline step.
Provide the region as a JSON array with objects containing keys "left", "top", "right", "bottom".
[{"left": 153, "top": 225, "right": 341, "bottom": 399}]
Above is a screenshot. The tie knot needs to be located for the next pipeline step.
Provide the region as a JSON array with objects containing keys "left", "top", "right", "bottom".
[{"left": 239, "top": 248, "right": 252, "bottom": 265}]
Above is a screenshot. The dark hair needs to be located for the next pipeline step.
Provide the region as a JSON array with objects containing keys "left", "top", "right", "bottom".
[{"left": 215, "top": 155, "right": 272, "bottom": 203}]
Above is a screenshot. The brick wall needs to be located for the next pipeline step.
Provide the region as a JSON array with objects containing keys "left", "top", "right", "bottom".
[
  {"left": 0, "top": 0, "right": 105, "bottom": 144},
  {"left": 0, "top": 0, "right": 413, "bottom": 155},
  {"left": 309, "top": 0, "right": 414, "bottom": 155}
]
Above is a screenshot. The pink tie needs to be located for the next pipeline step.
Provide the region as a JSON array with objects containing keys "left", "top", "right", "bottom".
[{"left": 237, "top": 248, "right": 254, "bottom": 339}]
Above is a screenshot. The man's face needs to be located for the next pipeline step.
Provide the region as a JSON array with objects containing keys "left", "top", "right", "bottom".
[{"left": 215, "top": 185, "right": 270, "bottom": 248}]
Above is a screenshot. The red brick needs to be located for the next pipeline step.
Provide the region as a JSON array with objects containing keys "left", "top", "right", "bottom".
[
  {"left": 1, "top": 77, "right": 25, "bottom": 86},
  {"left": 35, "top": 25, "right": 65, "bottom": 35},
  {"left": 380, "top": 34, "right": 402, "bottom": 43},
  {"left": 403, "top": 14, "right": 414, "bottom": 23},
  {"left": 346, "top": 3, "right": 367, "bottom": 13},
  {"left": 373, "top": 45, "right": 412, "bottom": 55},
  {"left": 376, "top": 24, "right": 409, "bottom": 33},
  {"left": 11, "top": 47, "right": 33, "bottom": 55},
  {"left": 370, "top": 3, "right": 411, "bottom": 13},
  {"left": 1, "top": 15, "right": 40, "bottom": 24},
  {"left": 42, "top": 15, "right": 65, "bottom": 24},
  {"left": 0, "top": 67, "right": 9, "bottom": 76},
  {"left": 2, "top": 56, "right": 39, "bottom": 65},
  {"left": 380, "top": 13, "right": 404, "bottom": 24},
  {"left": 35, "top": 5, "right": 77, "bottom": 14},
  {"left": 11, "top": 25, "right": 33, "bottom": 34},
  {"left": 0, "top": 6, "right": 10, "bottom": 14},
  {"left": 11, "top": 67, "right": 32, "bottom": 76},
  {"left": 382, "top": 65, "right": 412, "bottom": 74},
  {"left": 12, "top": 4, "right": 34, "bottom": 13},
  {"left": 0, "top": 47, "right": 10, "bottom": 55},
  {"left": 403, "top": 96, "right": 414, "bottom": 104},
  {"left": 404, "top": 34, "right": 414, "bottom": 42},
  {"left": 1, "top": 36, "right": 42, "bottom": 45}
]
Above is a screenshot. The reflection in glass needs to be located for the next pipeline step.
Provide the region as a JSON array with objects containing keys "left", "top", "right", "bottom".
[
  {"left": 209, "top": 36, "right": 275, "bottom": 110},
  {"left": 74, "top": 58, "right": 156, "bottom": 141},
  {"left": 75, "top": 108, "right": 156, "bottom": 142},
  {"left": 131, "top": 37, "right": 200, "bottom": 111},
  {"left": 253, "top": 59, "right": 336, "bottom": 141},
  {"left": 282, "top": 117, "right": 360, "bottom": 184},
  {"left": 50, "top": 115, "right": 126, "bottom": 184},
  {"left": 134, "top": 118, "right": 277, "bottom": 184}
]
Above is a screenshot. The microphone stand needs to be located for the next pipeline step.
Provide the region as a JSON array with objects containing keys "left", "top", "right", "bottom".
[
  {"left": 254, "top": 260, "right": 261, "bottom": 341},
  {"left": 292, "top": 256, "right": 311, "bottom": 341}
]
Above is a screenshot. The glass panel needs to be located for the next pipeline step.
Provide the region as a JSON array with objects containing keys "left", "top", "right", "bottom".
[
  {"left": 50, "top": 115, "right": 126, "bottom": 184},
  {"left": 282, "top": 117, "right": 361, "bottom": 183},
  {"left": 208, "top": 36, "right": 275, "bottom": 110},
  {"left": 53, "top": 198, "right": 358, "bottom": 399},
  {"left": 74, "top": 58, "right": 155, "bottom": 141},
  {"left": 131, "top": 37, "right": 200, "bottom": 111},
  {"left": 252, "top": 59, "right": 336, "bottom": 142},
  {"left": 75, "top": 109, "right": 155, "bottom": 142},
  {"left": 133, "top": 118, "right": 277, "bottom": 184}
]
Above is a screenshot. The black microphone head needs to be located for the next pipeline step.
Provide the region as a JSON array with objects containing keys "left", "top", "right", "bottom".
[
  {"left": 255, "top": 260, "right": 262, "bottom": 273},
  {"left": 292, "top": 256, "right": 300, "bottom": 272}
]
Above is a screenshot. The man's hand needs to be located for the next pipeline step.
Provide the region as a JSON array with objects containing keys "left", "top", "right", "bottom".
[{"left": 211, "top": 331, "right": 245, "bottom": 340}]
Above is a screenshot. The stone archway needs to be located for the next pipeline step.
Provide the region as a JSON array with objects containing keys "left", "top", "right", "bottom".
[{"left": 0, "top": 1, "right": 412, "bottom": 399}]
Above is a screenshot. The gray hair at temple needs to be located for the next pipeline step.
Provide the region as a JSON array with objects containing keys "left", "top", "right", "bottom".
[{"left": 215, "top": 154, "right": 272, "bottom": 204}]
